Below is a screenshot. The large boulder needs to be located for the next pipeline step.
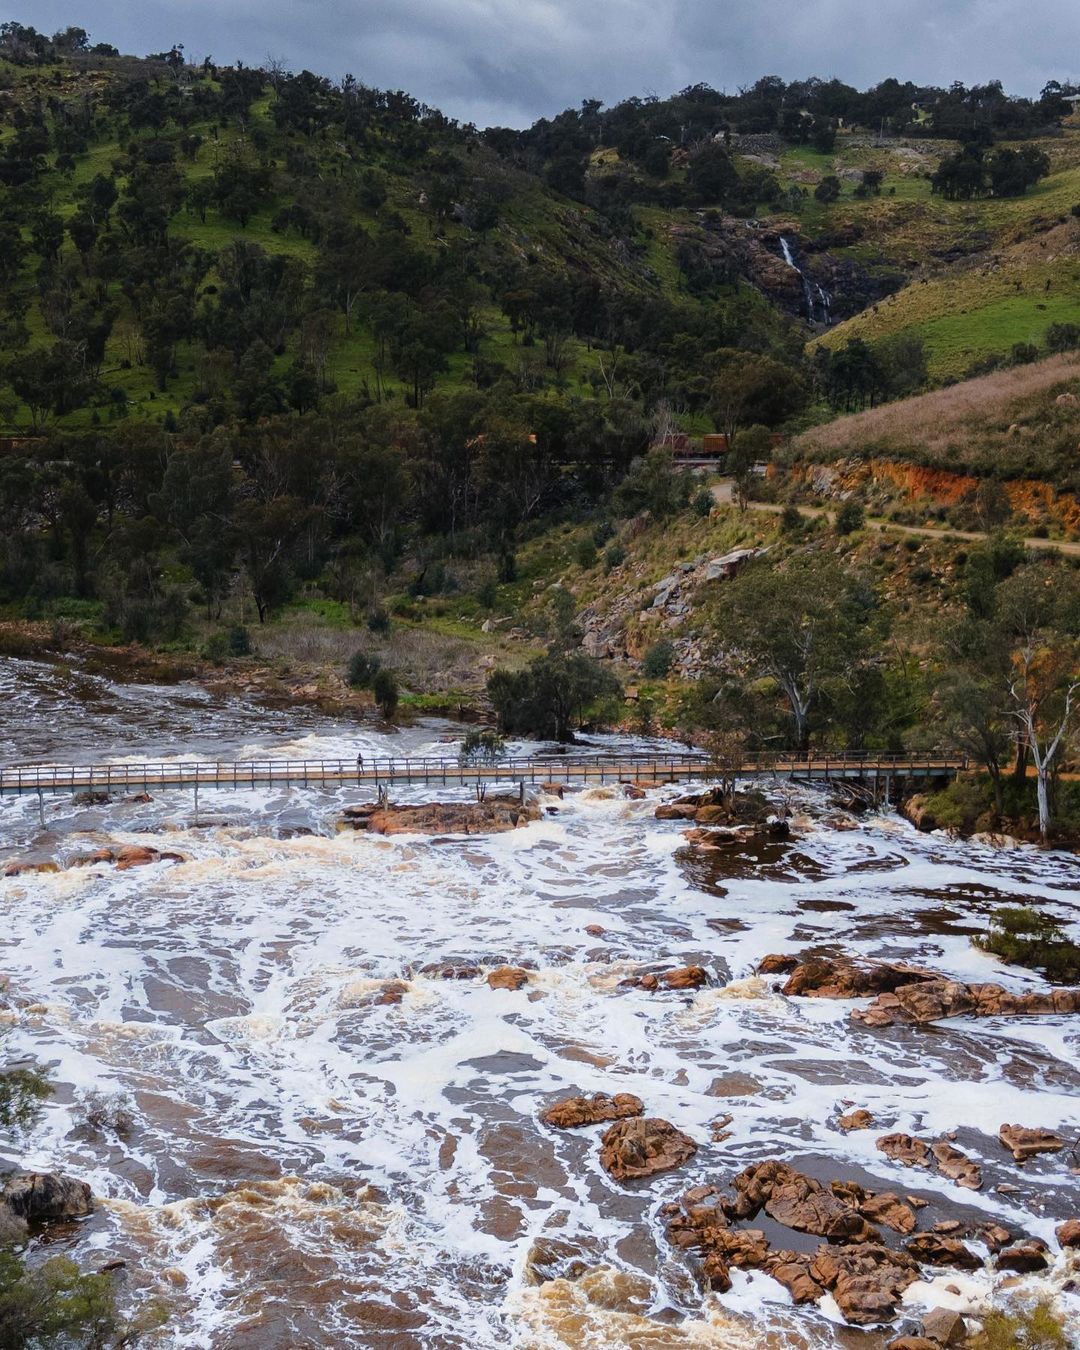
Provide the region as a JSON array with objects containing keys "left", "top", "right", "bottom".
[
  {"left": 920, "top": 1308, "right": 968, "bottom": 1347},
  {"left": 996, "top": 1239, "right": 1050, "bottom": 1273},
  {"left": 598, "top": 1117, "right": 697, "bottom": 1182},
  {"left": 1, "top": 1172, "right": 92, "bottom": 1222},
  {"left": 541, "top": 1093, "right": 644, "bottom": 1130}
]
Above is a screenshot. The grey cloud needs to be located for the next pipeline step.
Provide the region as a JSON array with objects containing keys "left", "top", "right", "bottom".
[{"left": 24, "top": 0, "right": 1080, "bottom": 126}]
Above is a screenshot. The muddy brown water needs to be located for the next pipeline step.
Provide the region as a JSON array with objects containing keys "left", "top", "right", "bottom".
[{"left": 1, "top": 656, "right": 1078, "bottom": 1347}]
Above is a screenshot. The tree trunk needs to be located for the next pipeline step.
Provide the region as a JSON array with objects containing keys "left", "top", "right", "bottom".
[{"left": 1035, "top": 767, "right": 1050, "bottom": 843}]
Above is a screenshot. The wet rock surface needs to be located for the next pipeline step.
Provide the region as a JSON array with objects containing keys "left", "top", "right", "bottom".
[
  {"left": 855, "top": 979, "right": 1080, "bottom": 1026},
  {"left": 598, "top": 1117, "right": 697, "bottom": 1182},
  {"left": 540, "top": 1093, "right": 644, "bottom": 1130},
  {"left": 810, "top": 1242, "right": 920, "bottom": 1325},
  {"left": 1, "top": 1171, "right": 93, "bottom": 1223},
  {"left": 998, "top": 1123, "right": 1065, "bottom": 1161},
  {"left": 341, "top": 796, "right": 541, "bottom": 835},
  {"left": 771, "top": 954, "right": 939, "bottom": 999},
  {"left": 875, "top": 1134, "right": 982, "bottom": 1189},
  {"left": 486, "top": 965, "right": 530, "bottom": 991}
]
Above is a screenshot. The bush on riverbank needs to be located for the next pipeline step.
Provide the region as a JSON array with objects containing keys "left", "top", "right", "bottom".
[
  {"left": 974, "top": 906, "right": 1080, "bottom": 983},
  {"left": 920, "top": 774, "right": 1080, "bottom": 842}
]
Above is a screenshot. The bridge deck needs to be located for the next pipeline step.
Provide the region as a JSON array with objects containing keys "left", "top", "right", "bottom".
[{"left": 0, "top": 754, "right": 966, "bottom": 797}]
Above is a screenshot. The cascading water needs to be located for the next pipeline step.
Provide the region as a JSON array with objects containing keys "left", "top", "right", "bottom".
[
  {"left": 779, "top": 235, "right": 831, "bottom": 325},
  {"left": 1, "top": 655, "right": 1079, "bottom": 1348}
]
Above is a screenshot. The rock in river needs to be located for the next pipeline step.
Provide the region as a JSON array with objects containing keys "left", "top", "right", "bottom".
[
  {"left": 541, "top": 1093, "right": 644, "bottom": 1130},
  {"left": 1, "top": 1171, "right": 92, "bottom": 1222},
  {"left": 599, "top": 1117, "right": 697, "bottom": 1182},
  {"left": 341, "top": 796, "right": 540, "bottom": 835},
  {"left": 810, "top": 1242, "right": 920, "bottom": 1326},
  {"left": 998, "top": 1123, "right": 1065, "bottom": 1162}
]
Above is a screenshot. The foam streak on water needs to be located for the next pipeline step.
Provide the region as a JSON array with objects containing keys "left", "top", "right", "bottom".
[{"left": 1, "top": 659, "right": 1079, "bottom": 1348}]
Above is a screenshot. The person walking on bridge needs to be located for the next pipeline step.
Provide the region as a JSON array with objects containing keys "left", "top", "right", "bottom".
[{"left": 356, "top": 750, "right": 364, "bottom": 775}]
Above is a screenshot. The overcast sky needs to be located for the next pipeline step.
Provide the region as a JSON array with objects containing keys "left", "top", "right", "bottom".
[{"left": 23, "top": 0, "right": 1080, "bottom": 127}]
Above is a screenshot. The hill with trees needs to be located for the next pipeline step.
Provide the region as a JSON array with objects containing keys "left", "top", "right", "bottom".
[{"left": 1, "top": 21, "right": 1080, "bottom": 846}]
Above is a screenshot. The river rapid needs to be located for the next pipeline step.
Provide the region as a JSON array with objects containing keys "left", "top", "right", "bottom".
[{"left": 1, "top": 654, "right": 1078, "bottom": 1349}]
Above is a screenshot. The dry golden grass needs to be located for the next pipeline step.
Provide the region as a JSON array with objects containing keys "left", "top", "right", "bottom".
[{"left": 793, "top": 353, "right": 1080, "bottom": 483}]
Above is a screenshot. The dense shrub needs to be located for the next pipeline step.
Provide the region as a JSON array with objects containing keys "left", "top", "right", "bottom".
[
  {"left": 487, "top": 652, "right": 621, "bottom": 741},
  {"left": 372, "top": 667, "right": 399, "bottom": 716},
  {"left": 346, "top": 649, "right": 382, "bottom": 688},
  {"left": 642, "top": 639, "right": 674, "bottom": 678},
  {"left": 835, "top": 499, "right": 865, "bottom": 534},
  {"left": 974, "top": 906, "right": 1080, "bottom": 982}
]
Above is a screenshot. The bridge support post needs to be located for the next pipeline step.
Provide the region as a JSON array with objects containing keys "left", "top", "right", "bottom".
[
  {"left": 519, "top": 779, "right": 525, "bottom": 806},
  {"left": 36, "top": 788, "right": 44, "bottom": 831},
  {"left": 193, "top": 781, "right": 199, "bottom": 828}
]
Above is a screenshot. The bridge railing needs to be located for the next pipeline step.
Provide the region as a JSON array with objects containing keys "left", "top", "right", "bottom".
[{"left": 0, "top": 750, "right": 967, "bottom": 795}]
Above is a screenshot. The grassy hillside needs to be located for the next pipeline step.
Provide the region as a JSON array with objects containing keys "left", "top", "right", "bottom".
[{"left": 799, "top": 130, "right": 1080, "bottom": 379}]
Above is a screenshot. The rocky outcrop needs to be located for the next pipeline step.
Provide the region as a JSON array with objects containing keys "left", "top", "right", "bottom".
[
  {"left": 663, "top": 1185, "right": 770, "bottom": 1292},
  {"left": 724, "top": 1162, "right": 879, "bottom": 1243},
  {"left": 777, "top": 955, "right": 939, "bottom": 1000},
  {"left": 901, "top": 795, "right": 938, "bottom": 833},
  {"left": 998, "top": 1123, "right": 1065, "bottom": 1161},
  {"left": 341, "top": 796, "right": 540, "bottom": 835},
  {"left": 810, "top": 1243, "right": 920, "bottom": 1326},
  {"left": 930, "top": 1141, "right": 982, "bottom": 1190},
  {"left": 541, "top": 1093, "right": 644, "bottom": 1130},
  {"left": 598, "top": 1117, "right": 697, "bottom": 1182},
  {"left": 10, "top": 843, "right": 186, "bottom": 874},
  {"left": 904, "top": 1233, "right": 981, "bottom": 1270},
  {"left": 1, "top": 1172, "right": 92, "bottom": 1223},
  {"left": 855, "top": 980, "right": 1080, "bottom": 1027},
  {"left": 876, "top": 1135, "right": 981, "bottom": 1190},
  {"left": 877, "top": 1134, "right": 933, "bottom": 1170},
  {"left": 830, "top": 1182, "right": 917, "bottom": 1234},
  {"left": 487, "top": 966, "right": 530, "bottom": 991}
]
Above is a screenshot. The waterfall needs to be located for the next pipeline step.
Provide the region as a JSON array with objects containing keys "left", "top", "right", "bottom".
[{"left": 779, "top": 236, "right": 831, "bottom": 325}]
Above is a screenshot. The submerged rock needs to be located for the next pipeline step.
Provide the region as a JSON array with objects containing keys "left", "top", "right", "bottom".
[
  {"left": 341, "top": 796, "right": 540, "bottom": 835},
  {"left": 598, "top": 1117, "right": 697, "bottom": 1182},
  {"left": 541, "top": 1093, "right": 644, "bottom": 1130},
  {"left": 998, "top": 1123, "right": 1065, "bottom": 1162}
]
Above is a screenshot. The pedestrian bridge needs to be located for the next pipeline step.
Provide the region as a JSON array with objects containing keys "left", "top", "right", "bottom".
[{"left": 0, "top": 752, "right": 967, "bottom": 799}]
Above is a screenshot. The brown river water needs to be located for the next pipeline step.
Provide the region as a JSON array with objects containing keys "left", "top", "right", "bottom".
[{"left": 1, "top": 655, "right": 1078, "bottom": 1348}]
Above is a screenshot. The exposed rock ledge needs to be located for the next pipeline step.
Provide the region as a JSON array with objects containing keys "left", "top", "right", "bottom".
[
  {"left": 760, "top": 953, "right": 1080, "bottom": 1026},
  {"left": 340, "top": 795, "right": 540, "bottom": 835}
]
